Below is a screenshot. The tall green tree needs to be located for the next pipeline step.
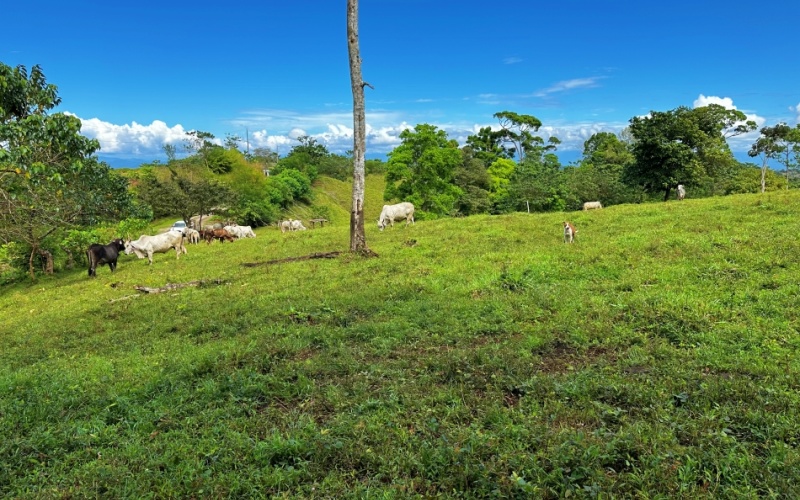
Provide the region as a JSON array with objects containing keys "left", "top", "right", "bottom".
[
  {"left": 0, "top": 63, "right": 136, "bottom": 278},
  {"left": 290, "top": 135, "right": 330, "bottom": 162},
  {"left": 465, "top": 126, "right": 512, "bottom": 165},
  {"left": 626, "top": 104, "right": 756, "bottom": 200},
  {"left": 385, "top": 124, "right": 462, "bottom": 216},
  {"left": 276, "top": 136, "right": 331, "bottom": 181},
  {"left": 135, "top": 168, "right": 186, "bottom": 219},
  {"left": 749, "top": 123, "right": 800, "bottom": 190},
  {"left": 453, "top": 147, "right": 491, "bottom": 215},
  {"left": 493, "top": 111, "right": 544, "bottom": 162},
  {"left": 509, "top": 152, "right": 566, "bottom": 213},
  {"left": 174, "top": 176, "right": 234, "bottom": 227},
  {"left": 486, "top": 158, "right": 516, "bottom": 211},
  {"left": 748, "top": 125, "right": 789, "bottom": 194},
  {"left": 568, "top": 132, "right": 635, "bottom": 207},
  {"left": 183, "top": 130, "right": 217, "bottom": 170}
]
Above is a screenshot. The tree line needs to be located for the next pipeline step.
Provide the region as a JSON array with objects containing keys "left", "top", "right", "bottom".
[
  {"left": 384, "top": 107, "right": 799, "bottom": 220},
  {"left": 2, "top": 62, "right": 799, "bottom": 280}
]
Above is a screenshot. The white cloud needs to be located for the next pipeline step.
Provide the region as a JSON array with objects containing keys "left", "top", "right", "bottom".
[
  {"left": 692, "top": 94, "right": 736, "bottom": 109},
  {"left": 287, "top": 127, "right": 307, "bottom": 139},
  {"left": 791, "top": 102, "right": 800, "bottom": 123},
  {"left": 533, "top": 77, "right": 603, "bottom": 98},
  {"left": 222, "top": 109, "right": 413, "bottom": 155},
  {"left": 73, "top": 108, "right": 629, "bottom": 162},
  {"left": 74, "top": 115, "right": 189, "bottom": 155},
  {"left": 503, "top": 57, "right": 522, "bottom": 65},
  {"left": 692, "top": 94, "right": 765, "bottom": 150},
  {"left": 248, "top": 130, "right": 294, "bottom": 153}
]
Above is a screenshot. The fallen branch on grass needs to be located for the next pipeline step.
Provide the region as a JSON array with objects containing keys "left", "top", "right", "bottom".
[{"left": 241, "top": 251, "right": 344, "bottom": 267}]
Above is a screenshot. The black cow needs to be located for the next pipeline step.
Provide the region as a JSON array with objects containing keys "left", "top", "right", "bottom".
[{"left": 87, "top": 239, "right": 126, "bottom": 277}]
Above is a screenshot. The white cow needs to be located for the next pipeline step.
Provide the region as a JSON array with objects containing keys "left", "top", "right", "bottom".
[
  {"left": 125, "top": 230, "right": 187, "bottom": 264},
  {"left": 582, "top": 201, "right": 603, "bottom": 211},
  {"left": 186, "top": 228, "right": 201, "bottom": 244},
  {"left": 377, "top": 202, "right": 415, "bottom": 231},
  {"left": 677, "top": 184, "right": 686, "bottom": 201},
  {"left": 225, "top": 225, "right": 257, "bottom": 239},
  {"left": 224, "top": 225, "right": 242, "bottom": 239},
  {"left": 280, "top": 219, "right": 306, "bottom": 233}
]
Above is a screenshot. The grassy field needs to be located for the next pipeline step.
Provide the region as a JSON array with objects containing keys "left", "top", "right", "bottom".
[{"left": 2, "top": 186, "right": 800, "bottom": 498}]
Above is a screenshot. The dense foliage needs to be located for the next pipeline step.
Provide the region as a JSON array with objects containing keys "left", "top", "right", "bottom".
[
  {"left": 385, "top": 124, "right": 463, "bottom": 217},
  {"left": 0, "top": 63, "right": 144, "bottom": 279},
  {"left": 380, "top": 108, "right": 792, "bottom": 215}
]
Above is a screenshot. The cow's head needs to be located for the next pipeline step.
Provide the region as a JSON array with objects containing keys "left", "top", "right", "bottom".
[
  {"left": 123, "top": 240, "right": 136, "bottom": 255},
  {"left": 377, "top": 218, "right": 385, "bottom": 231},
  {"left": 112, "top": 239, "right": 126, "bottom": 251}
]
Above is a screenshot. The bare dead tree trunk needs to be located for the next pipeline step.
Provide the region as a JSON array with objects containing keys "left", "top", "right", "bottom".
[{"left": 347, "top": 0, "right": 372, "bottom": 254}]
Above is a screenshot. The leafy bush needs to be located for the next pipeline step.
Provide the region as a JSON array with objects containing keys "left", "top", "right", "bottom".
[
  {"left": 206, "top": 146, "right": 238, "bottom": 174},
  {"left": 229, "top": 200, "right": 280, "bottom": 227},
  {"left": 264, "top": 168, "right": 312, "bottom": 208},
  {"left": 117, "top": 218, "right": 151, "bottom": 240}
]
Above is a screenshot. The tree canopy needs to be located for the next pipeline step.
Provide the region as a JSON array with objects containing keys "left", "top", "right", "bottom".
[
  {"left": 625, "top": 104, "right": 756, "bottom": 200},
  {"left": 0, "top": 63, "right": 140, "bottom": 278},
  {"left": 385, "top": 124, "right": 463, "bottom": 217}
]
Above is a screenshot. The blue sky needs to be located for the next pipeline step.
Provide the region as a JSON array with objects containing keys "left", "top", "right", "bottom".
[{"left": 3, "top": 0, "right": 799, "bottom": 168}]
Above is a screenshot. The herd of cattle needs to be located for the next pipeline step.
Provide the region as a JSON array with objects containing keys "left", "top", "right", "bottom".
[
  {"left": 85, "top": 223, "right": 261, "bottom": 277},
  {"left": 86, "top": 191, "right": 689, "bottom": 277}
]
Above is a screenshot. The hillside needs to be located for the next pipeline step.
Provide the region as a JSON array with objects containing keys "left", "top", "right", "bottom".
[
  {"left": 2, "top": 191, "right": 800, "bottom": 497},
  {"left": 279, "top": 174, "right": 388, "bottom": 226}
]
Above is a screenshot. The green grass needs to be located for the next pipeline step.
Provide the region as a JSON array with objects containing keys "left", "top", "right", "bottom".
[{"left": 2, "top": 188, "right": 800, "bottom": 498}]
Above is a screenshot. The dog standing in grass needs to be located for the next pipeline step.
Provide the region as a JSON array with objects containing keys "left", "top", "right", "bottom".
[{"left": 563, "top": 221, "right": 577, "bottom": 243}]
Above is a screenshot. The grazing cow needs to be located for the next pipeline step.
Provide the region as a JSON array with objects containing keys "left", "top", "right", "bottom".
[
  {"left": 563, "top": 222, "right": 577, "bottom": 244},
  {"left": 224, "top": 225, "right": 241, "bottom": 239},
  {"left": 224, "top": 225, "right": 257, "bottom": 239},
  {"left": 186, "top": 228, "right": 201, "bottom": 244},
  {"left": 203, "top": 228, "right": 235, "bottom": 244},
  {"left": 582, "top": 201, "right": 603, "bottom": 211},
  {"left": 125, "top": 230, "right": 187, "bottom": 264},
  {"left": 86, "top": 239, "right": 126, "bottom": 277},
  {"left": 677, "top": 184, "right": 686, "bottom": 201},
  {"left": 377, "top": 202, "right": 415, "bottom": 231},
  {"left": 280, "top": 219, "right": 307, "bottom": 233}
]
